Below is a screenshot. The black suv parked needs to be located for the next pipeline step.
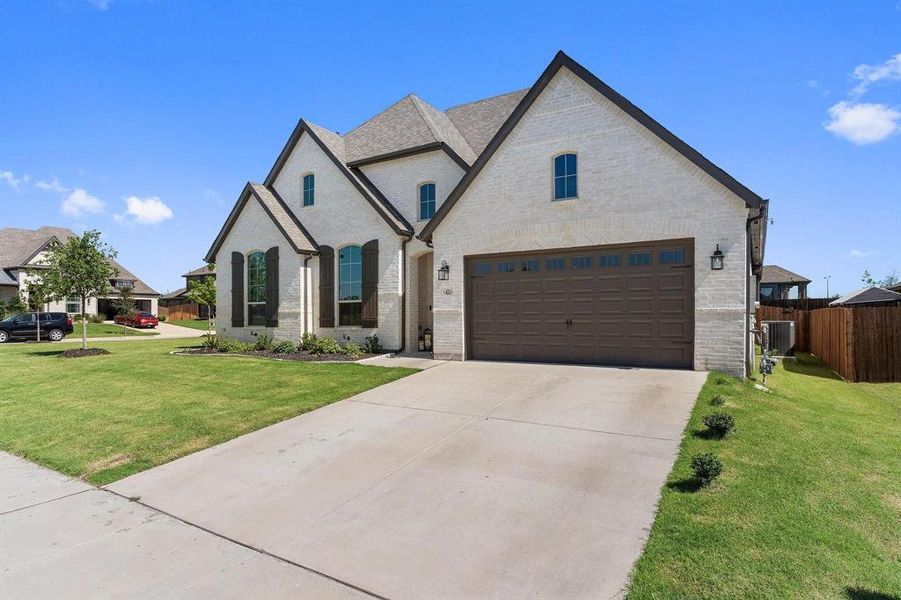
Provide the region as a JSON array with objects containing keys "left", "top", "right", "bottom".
[{"left": 0, "top": 312, "right": 73, "bottom": 343}]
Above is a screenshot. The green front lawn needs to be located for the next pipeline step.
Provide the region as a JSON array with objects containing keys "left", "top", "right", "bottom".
[
  {"left": 168, "top": 318, "right": 215, "bottom": 332},
  {"left": 72, "top": 322, "right": 159, "bottom": 338},
  {"left": 628, "top": 354, "right": 901, "bottom": 598},
  {"left": 0, "top": 339, "right": 416, "bottom": 485}
]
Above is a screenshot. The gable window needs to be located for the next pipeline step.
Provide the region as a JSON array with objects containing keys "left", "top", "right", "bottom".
[
  {"left": 419, "top": 183, "right": 436, "bottom": 220},
  {"left": 247, "top": 251, "right": 267, "bottom": 325},
  {"left": 302, "top": 174, "right": 315, "bottom": 207},
  {"left": 553, "top": 153, "right": 577, "bottom": 200},
  {"left": 338, "top": 245, "right": 362, "bottom": 326}
]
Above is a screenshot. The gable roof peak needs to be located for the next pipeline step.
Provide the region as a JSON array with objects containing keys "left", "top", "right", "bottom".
[{"left": 420, "top": 50, "right": 766, "bottom": 242}]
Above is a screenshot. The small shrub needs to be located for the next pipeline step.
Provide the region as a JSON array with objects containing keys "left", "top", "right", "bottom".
[
  {"left": 691, "top": 453, "right": 723, "bottom": 486},
  {"left": 90, "top": 314, "right": 105, "bottom": 324},
  {"left": 308, "top": 336, "right": 342, "bottom": 355},
  {"left": 343, "top": 341, "right": 363, "bottom": 358},
  {"left": 157, "top": 315, "right": 166, "bottom": 322},
  {"left": 202, "top": 335, "right": 220, "bottom": 349},
  {"left": 362, "top": 334, "right": 381, "bottom": 354},
  {"left": 254, "top": 332, "right": 274, "bottom": 352},
  {"left": 218, "top": 338, "right": 247, "bottom": 353},
  {"left": 715, "top": 377, "right": 729, "bottom": 385},
  {"left": 710, "top": 394, "right": 725, "bottom": 406},
  {"left": 703, "top": 412, "right": 735, "bottom": 438},
  {"left": 301, "top": 332, "right": 318, "bottom": 351},
  {"left": 272, "top": 340, "right": 297, "bottom": 354}
]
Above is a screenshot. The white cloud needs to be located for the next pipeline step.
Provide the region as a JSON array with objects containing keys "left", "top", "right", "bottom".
[
  {"left": 88, "top": 0, "right": 110, "bottom": 10},
  {"left": 845, "top": 249, "right": 875, "bottom": 259},
  {"left": 1, "top": 171, "right": 31, "bottom": 190},
  {"left": 61, "top": 188, "right": 105, "bottom": 217},
  {"left": 825, "top": 101, "right": 900, "bottom": 144},
  {"left": 115, "top": 196, "right": 174, "bottom": 225},
  {"left": 851, "top": 53, "right": 901, "bottom": 96},
  {"left": 34, "top": 177, "right": 69, "bottom": 193}
]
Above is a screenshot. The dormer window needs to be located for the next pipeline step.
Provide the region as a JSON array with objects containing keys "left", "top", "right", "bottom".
[
  {"left": 553, "top": 153, "right": 577, "bottom": 200},
  {"left": 113, "top": 279, "right": 134, "bottom": 290},
  {"left": 419, "top": 183, "right": 436, "bottom": 220},
  {"left": 303, "top": 173, "right": 315, "bottom": 207}
]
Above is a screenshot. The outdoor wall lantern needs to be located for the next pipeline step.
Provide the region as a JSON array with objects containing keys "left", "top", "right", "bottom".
[
  {"left": 437, "top": 260, "right": 450, "bottom": 281},
  {"left": 710, "top": 245, "right": 725, "bottom": 270}
]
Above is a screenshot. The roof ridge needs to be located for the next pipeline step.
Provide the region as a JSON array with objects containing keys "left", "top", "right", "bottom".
[
  {"left": 408, "top": 94, "right": 442, "bottom": 144},
  {"left": 343, "top": 93, "right": 416, "bottom": 138},
  {"left": 445, "top": 88, "right": 530, "bottom": 111}
]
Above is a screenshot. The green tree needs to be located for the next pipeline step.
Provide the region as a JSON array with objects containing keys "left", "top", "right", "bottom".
[
  {"left": 861, "top": 269, "right": 899, "bottom": 288},
  {"left": 25, "top": 279, "right": 53, "bottom": 311},
  {"left": 6, "top": 294, "right": 27, "bottom": 316},
  {"left": 39, "top": 230, "right": 118, "bottom": 349},
  {"left": 113, "top": 284, "right": 136, "bottom": 332},
  {"left": 186, "top": 266, "right": 216, "bottom": 336}
]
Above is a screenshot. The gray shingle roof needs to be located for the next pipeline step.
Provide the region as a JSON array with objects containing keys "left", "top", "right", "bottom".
[
  {"left": 0, "top": 226, "right": 73, "bottom": 268},
  {"left": 446, "top": 89, "right": 529, "bottom": 155},
  {"left": 0, "top": 269, "right": 17, "bottom": 286},
  {"left": 760, "top": 265, "right": 811, "bottom": 285},
  {"left": 183, "top": 265, "right": 215, "bottom": 278},
  {"left": 249, "top": 183, "right": 318, "bottom": 254},
  {"left": 0, "top": 226, "right": 159, "bottom": 296},
  {"left": 162, "top": 287, "right": 188, "bottom": 300},
  {"left": 829, "top": 286, "right": 901, "bottom": 306}
]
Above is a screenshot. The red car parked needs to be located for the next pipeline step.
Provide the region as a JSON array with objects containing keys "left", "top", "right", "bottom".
[{"left": 114, "top": 311, "right": 159, "bottom": 328}]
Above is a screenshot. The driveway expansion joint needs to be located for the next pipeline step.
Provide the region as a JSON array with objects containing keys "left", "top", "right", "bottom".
[
  {"left": 102, "top": 488, "right": 391, "bottom": 600},
  {"left": 0, "top": 488, "right": 92, "bottom": 516}
]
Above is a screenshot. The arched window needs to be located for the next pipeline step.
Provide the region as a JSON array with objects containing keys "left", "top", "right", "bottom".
[
  {"left": 302, "top": 173, "right": 315, "bottom": 206},
  {"left": 247, "top": 251, "right": 267, "bottom": 325},
  {"left": 419, "top": 182, "right": 436, "bottom": 220},
  {"left": 553, "top": 153, "right": 577, "bottom": 200},
  {"left": 338, "top": 245, "right": 362, "bottom": 326}
]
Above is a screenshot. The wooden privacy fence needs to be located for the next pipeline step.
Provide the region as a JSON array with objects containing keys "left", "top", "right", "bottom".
[
  {"left": 757, "top": 305, "right": 901, "bottom": 382},
  {"left": 158, "top": 302, "right": 200, "bottom": 321},
  {"left": 757, "top": 305, "right": 810, "bottom": 352}
]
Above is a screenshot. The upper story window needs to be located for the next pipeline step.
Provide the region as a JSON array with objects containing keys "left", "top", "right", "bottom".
[
  {"left": 419, "top": 183, "right": 436, "bottom": 220},
  {"left": 553, "top": 153, "right": 577, "bottom": 200},
  {"left": 247, "top": 251, "right": 267, "bottom": 325},
  {"left": 338, "top": 245, "right": 362, "bottom": 326},
  {"left": 113, "top": 279, "right": 134, "bottom": 290},
  {"left": 302, "top": 174, "right": 315, "bottom": 207}
]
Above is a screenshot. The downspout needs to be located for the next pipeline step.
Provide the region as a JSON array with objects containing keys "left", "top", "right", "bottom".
[
  {"left": 746, "top": 206, "right": 766, "bottom": 377},
  {"left": 397, "top": 236, "right": 412, "bottom": 354}
]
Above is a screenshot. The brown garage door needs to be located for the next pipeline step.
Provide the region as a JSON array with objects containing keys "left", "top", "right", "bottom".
[{"left": 466, "top": 239, "right": 694, "bottom": 368}]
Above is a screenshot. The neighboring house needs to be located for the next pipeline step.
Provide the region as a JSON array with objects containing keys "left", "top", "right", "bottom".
[
  {"left": 759, "top": 265, "right": 810, "bottom": 300},
  {"left": 159, "top": 265, "right": 216, "bottom": 319},
  {"left": 0, "top": 226, "right": 159, "bottom": 317},
  {"left": 206, "top": 51, "right": 768, "bottom": 377},
  {"left": 887, "top": 282, "right": 901, "bottom": 294},
  {"left": 829, "top": 287, "right": 901, "bottom": 307}
]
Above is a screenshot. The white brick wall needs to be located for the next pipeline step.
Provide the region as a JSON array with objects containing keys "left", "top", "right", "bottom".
[
  {"left": 216, "top": 197, "right": 306, "bottom": 342},
  {"left": 360, "top": 150, "right": 465, "bottom": 234},
  {"left": 430, "top": 68, "right": 751, "bottom": 376}
]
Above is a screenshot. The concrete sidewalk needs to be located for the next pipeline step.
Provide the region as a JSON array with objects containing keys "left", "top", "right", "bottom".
[
  {"left": 0, "top": 453, "right": 371, "bottom": 599},
  {"left": 69, "top": 321, "right": 209, "bottom": 343}
]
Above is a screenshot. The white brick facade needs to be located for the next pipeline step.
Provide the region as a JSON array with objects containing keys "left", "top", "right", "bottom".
[
  {"left": 211, "top": 62, "right": 759, "bottom": 376},
  {"left": 431, "top": 68, "right": 751, "bottom": 376}
]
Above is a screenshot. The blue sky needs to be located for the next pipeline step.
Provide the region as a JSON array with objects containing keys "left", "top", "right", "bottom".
[{"left": 1, "top": 1, "right": 899, "bottom": 296}]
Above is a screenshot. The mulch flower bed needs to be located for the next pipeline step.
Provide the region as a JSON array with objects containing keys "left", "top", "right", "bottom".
[
  {"left": 61, "top": 348, "right": 111, "bottom": 358},
  {"left": 178, "top": 348, "right": 375, "bottom": 362}
]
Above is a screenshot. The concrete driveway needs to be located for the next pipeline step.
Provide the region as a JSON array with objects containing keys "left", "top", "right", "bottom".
[{"left": 4, "top": 361, "right": 705, "bottom": 599}]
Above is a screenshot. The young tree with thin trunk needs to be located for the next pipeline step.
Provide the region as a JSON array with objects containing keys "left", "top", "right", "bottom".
[
  {"left": 186, "top": 266, "right": 216, "bottom": 337},
  {"left": 38, "top": 230, "right": 118, "bottom": 350},
  {"left": 25, "top": 279, "right": 53, "bottom": 341},
  {"left": 113, "top": 284, "right": 136, "bottom": 333}
]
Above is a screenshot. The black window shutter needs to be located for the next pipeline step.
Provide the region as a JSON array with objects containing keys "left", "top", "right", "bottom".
[
  {"left": 319, "top": 246, "right": 335, "bottom": 328},
  {"left": 265, "top": 246, "right": 279, "bottom": 327},
  {"left": 361, "top": 239, "right": 379, "bottom": 328},
  {"left": 231, "top": 251, "right": 244, "bottom": 327}
]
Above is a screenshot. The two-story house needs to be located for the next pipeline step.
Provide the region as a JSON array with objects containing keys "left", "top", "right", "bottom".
[{"left": 206, "top": 52, "right": 768, "bottom": 377}]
